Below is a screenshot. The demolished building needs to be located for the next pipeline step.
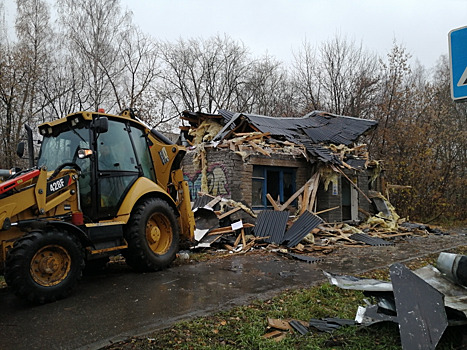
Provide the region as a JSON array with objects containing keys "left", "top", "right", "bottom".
[{"left": 180, "top": 109, "right": 381, "bottom": 223}]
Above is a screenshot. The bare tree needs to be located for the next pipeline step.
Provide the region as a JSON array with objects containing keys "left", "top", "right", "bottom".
[
  {"left": 116, "top": 28, "right": 160, "bottom": 113},
  {"left": 239, "top": 54, "right": 296, "bottom": 116},
  {"left": 292, "top": 40, "right": 323, "bottom": 113},
  {"left": 159, "top": 35, "right": 251, "bottom": 116},
  {"left": 0, "top": 0, "right": 52, "bottom": 168},
  {"left": 318, "top": 35, "right": 380, "bottom": 117},
  {"left": 56, "top": 0, "right": 132, "bottom": 113}
]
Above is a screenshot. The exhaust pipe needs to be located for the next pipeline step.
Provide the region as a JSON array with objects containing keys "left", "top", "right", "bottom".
[{"left": 437, "top": 252, "right": 467, "bottom": 287}]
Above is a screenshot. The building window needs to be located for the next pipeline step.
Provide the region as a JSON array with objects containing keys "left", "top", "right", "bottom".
[{"left": 252, "top": 165, "right": 296, "bottom": 209}]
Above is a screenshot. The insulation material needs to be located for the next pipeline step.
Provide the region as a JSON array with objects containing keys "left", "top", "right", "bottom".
[
  {"left": 220, "top": 199, "right": 257, "bottom": 218},
  {"left": 368, "top": 160, "right": 382, "bottom": 186},
  {"left": 340, "top": 224, "right": 364, "bottom": 235},
  {"left": 188, "top": 119, "right": 223, "bottom": 144},
  {"left": 366, "top": 192, "right": 401, "bottom": 231},
  {"left": 191, "top": 144, "right": 209, "bottom": 193},
  {"left": 320, "top": 165, "right": 338, "bottom": 192}
]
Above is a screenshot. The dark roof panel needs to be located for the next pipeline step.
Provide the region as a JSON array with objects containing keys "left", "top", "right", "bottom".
[
  {"left": 283, "top": 210, "right": 323, "bottom": 247},
  {"left": 216, "top": 109, "right": 377, "bottom": 165},
  {"left": 254, "top": 210, "right": 289, "bottom": 244},
  {"left": 218, "top": 109, "right": 377, "bottom": 146}
]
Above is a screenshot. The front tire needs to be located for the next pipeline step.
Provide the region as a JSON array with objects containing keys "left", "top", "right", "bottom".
[
  {"left": 4, "top": 230, "right": 85, "bottom": 304},
  {"left": 123, "top": 198, "right": 180, "bottom": 271}
]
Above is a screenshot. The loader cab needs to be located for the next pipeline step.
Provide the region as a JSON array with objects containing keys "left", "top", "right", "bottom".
[{"left": 37, "top": 112, "right": 156, "bottom": 222}]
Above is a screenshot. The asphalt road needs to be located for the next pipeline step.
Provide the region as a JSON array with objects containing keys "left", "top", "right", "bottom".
[{"left": 0, "top": 233, "right": 465, "bottom": 350}]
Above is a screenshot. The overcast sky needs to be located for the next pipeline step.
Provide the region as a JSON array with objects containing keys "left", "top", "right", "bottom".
[
  {"left": 3, "top": 0, "right": 467, "bottom": 70},
  {"left": 120, "top": 0, "right": 467, "bottom": 70}
]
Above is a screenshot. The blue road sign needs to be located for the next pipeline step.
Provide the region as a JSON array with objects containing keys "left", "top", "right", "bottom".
[{"left": 449, "top": 26, "right": 467, "bottom": 101}]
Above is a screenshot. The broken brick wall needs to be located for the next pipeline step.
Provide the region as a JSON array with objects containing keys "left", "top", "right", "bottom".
[
  {"left": 316, "top": 169, "right": 373, "bottom": 223},
  {"left": 182, "top": 147, "right": 241, "bottom": 202},
  {"left": 244, "top": 154, "right": 311, "bottom": 208},
  {"left": 182, "top": 147, "right": 310, "bottom": 209}
]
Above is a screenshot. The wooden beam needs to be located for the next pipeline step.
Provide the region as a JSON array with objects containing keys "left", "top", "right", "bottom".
[
  {"left": 207, "top": 223, "right": 254, "bottom": 235},
  {"left": 300, "top": 181, "right": 311, "bottom": 215},
  {"left": 278, "top": 177, "right": 314, "bottom": 211},
  {"left": 180, "top": 116, "right": 199, "bottom": 123},
  {"left": 267, "top": 193, "right": 281, "bottom": 211},
  {"left": 218, "top": 207, "right": 241, "bottom": 220},
  {"left": 314, "top": 206, "right": 339, "bottom": 215},
  {"left": 333, "top": 165, "right": 371, "bottom": 203},
  {"left": 241, "top": 228, "right": 247, "bottom": 247},
  {"left": 247, "top": 140, "right": 271, "bottom": 156},
  {"left": 206, "top": 196, "right": 221, "bottom": 208},
  {"left": 307, "top": 173, "right": 320, "bottom": 212}
]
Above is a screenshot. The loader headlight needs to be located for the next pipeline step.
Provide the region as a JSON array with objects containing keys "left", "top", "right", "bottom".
[
  {"left": 71, "top": 117, "right": 80, "bottom": 126},
  {"left": 78, "top": 149, "right": 93, "bottom": 159}
]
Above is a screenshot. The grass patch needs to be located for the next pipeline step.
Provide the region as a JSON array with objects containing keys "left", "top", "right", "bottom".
[
  {"left": 103, "top": 246, "right": 467, "bottom": 349},
  {"left": 103, "top": 281, "right": 466, "bottom": 350}
]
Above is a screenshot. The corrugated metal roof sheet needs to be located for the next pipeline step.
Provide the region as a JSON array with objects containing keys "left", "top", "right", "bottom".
[
  {"left": 283, "top": 210, "right": 323, "bottom": 248},
  {"left": 349, "top": 233, "right": 394, "bottom": 246},
  {"left": 278, "top": 252, "right": 323, "bottom": 263},
  {"left": 192, "top": 195, "right": 213, "bottom": 209},
  {"left": 217, "top": 109, "right": 377, "bottom": 163},
  {"left": 253, "top": 210, "right": 289, "bottom": 244}
]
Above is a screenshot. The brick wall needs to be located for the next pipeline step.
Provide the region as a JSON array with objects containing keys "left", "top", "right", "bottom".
[
  {"left": 182, "top": 146, "right": 375, "bottom": 223},
  {"left": 316, "top": 176, "right": 343, "bottom": 223},
  {"left": 182, "top": 147, "right": 310, "bottom": 208}
]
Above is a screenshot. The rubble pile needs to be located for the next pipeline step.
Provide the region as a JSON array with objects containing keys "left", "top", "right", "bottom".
[{"left": 190, "top": 192, "right": 445, "bottom": 257}]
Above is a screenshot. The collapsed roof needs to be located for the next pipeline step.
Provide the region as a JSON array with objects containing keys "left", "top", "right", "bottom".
[{"left": 181, "top": 109, "right": 378, "bottom": 165}]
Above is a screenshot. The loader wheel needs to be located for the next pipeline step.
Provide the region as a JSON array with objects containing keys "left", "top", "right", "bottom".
[
  {"left": 4, "top": 230, "right": 85, "bottom": 304},
  {"left": 123, "top": 198, "right": 180, "bottom": 271}
]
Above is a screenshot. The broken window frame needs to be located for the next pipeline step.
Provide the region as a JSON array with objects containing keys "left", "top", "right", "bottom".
[{"left": 252, "top": 165, "right": 296, "bottom": 209}]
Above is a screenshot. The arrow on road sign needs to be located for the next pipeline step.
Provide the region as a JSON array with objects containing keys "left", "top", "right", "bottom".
[{"left": 457, "top": 66, "right": 467, "bottom": 87}]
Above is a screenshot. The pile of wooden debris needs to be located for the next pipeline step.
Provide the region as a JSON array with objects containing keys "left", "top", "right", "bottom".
[{"left": 191, "top": 192, "right": 441, "bottom": 257}]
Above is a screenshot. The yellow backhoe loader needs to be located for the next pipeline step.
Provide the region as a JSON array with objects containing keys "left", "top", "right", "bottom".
[{"left": 0, "top": 109, "right": 196, "bottom": 303}]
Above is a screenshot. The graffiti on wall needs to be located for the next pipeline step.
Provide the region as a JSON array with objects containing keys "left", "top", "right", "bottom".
[{"left": 184, "top": 163, "right": 230, "bottom": 200}]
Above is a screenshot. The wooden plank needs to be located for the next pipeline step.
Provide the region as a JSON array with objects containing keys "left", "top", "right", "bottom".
[
  {"left": 247, "top": 140, "right": 271, "bottom": 156},
  {"left": 333, "top": 165, "right": 371, "bottom": 203},
  {"left": 278, "top": 181, "right": 309, "bottom": 211},
  {"left": 266, "top": 193, "right": 281, "bottom": 211},
  {"left": 207, "top": 223, "right": 254, "bottom": 235},
  {"left": 218, "top": 207, "right": 241, "bottom": 220},
  {"left": 300, "top": 182, "right": 311, "bottom": 215},
  {"left": 180, "top": 116, "right": 199, "bottom": 123},
  {"left": 206, "top": 196, "right": 221, "bottom": 208},
  {"left": 208, "top": 226, "right": 236, "bottom": 234},
  {"left": 314, "top": 206, "right": 339, "bottom": 215},
  {"left": 241, "top": 228, "right": 247, "bottom": 247},
  {"left": 233, "top": 232, "right": 242, "bottom": 248},
  {"left": 307, "top": 173, "right": 320, "bottom": 212},
  {"left": 245, "top": 132, "right": 270, "bottom": 140},
  {"left": 262, "top": 330, "right": 284, "bottom": 339}
]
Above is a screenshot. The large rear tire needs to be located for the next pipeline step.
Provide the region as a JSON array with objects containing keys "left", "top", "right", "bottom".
[
  {"left": 123, "top": 198, "right": 180, "bottom": 271},
  {"left": 4, "top": 230, "right": 85, "bottom": 304}
]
